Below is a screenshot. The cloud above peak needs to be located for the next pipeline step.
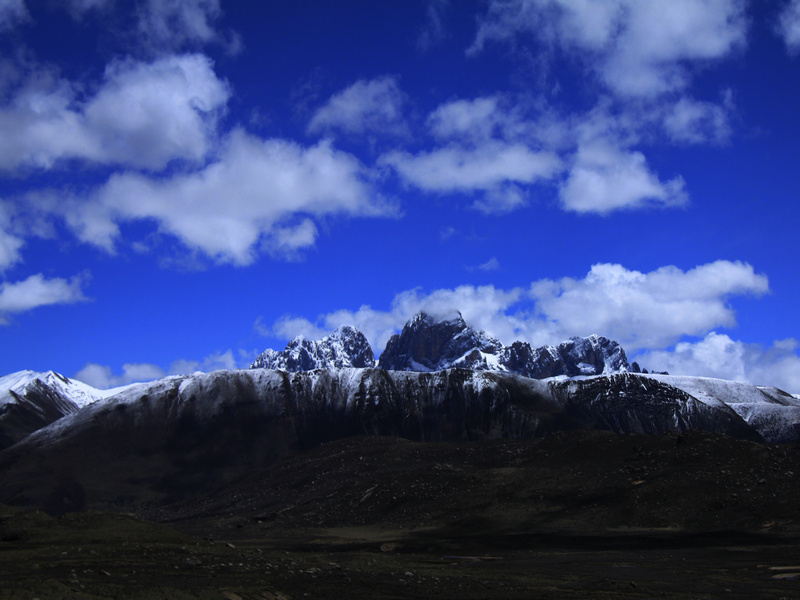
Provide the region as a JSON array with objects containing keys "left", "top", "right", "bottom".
[{"left": 272, "top": 259, "right": 769, "bottom": 354}]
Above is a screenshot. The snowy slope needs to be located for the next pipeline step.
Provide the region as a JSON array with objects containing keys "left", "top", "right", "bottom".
[
  {"left": 639, "top": 374, "right": 800, "bottom": 443},
  {"left": 0, "top": 370, "right": 108, "bottom": 450},
  {"left": 0, "top": 370, "right": 104, "bottom": 409}
]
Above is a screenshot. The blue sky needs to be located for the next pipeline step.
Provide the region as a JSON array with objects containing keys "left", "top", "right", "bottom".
[{"left": 1, "top": 0, "right": 800, "bottom": 392}]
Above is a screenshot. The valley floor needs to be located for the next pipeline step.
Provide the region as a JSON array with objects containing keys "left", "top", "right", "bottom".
[
  {"left": 2, "top": 513, "right": 800, "bottom": 599},
  {"left": 3, "top": 430, "right": 800, "bottom": 599}
]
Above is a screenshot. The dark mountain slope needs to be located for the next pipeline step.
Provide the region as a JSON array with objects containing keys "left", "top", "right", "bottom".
[{"left": 0, "top": 368, "right": 760, "bottom": 514}]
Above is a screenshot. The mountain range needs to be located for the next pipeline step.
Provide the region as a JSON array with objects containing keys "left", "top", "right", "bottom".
[
  {"left": 251, "top": 311, "right": 631, "bottom": 377},
  {"left": 1, "top": 311, "right": 799, "bottom": 514}
]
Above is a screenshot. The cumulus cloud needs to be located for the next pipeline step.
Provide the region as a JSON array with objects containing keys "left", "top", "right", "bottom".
[
  {"left": 529, "top": 261, "right": 769, "bottom": 350},
  {"left": 386, "top": 92, "right": 691, "bottom": 216},
  {"left": 271, "top": 260, "right": 769, "bottom": 357},
  {"left": 38, "top": 129, "right": 394, "bottom": 264},
  {"left": 379, "top": 93, "right": 564, "bottom": 213},
  {"left": 75, "top": 348, "right": 242, "bottom": 389},
  {"left": 638, "top": 333, "right": 800, "bottom": 394},
  {"left": 0, "top": 273, "right": 87, "bottom": 323},
  {"left": 0, "top": 54, "right": 229, "bottom": 172},
  {"left": 469, "top": 0, "right": 747, "bottom": 98},
  {"left": 559, "top": 139, "right": 687, "bottom": 214},
  {"left": 272, "top": 285, "right": 526, "bottom": 355},
  {"left": 777, "top": 0, "right": 800, "bottom": 53},
  {"left": 307, "top": 76, "right": 409, "bottom": 138}
]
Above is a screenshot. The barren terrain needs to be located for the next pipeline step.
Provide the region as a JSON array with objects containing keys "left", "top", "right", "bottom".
[{"left": 3, "top": 430, "right": 800, "bottom": 599}]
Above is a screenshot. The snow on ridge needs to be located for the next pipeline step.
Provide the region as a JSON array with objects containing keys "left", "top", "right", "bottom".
[{"left": 0, "top": 370, "right": 107, "bottom": 409}]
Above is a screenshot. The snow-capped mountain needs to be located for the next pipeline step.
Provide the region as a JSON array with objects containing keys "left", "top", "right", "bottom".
[
  {"left": 378, "top": 312, "right": 505, "bottom": 371},
  {"left": 0, "top": 370, "right": 104, "bottom": 450},
  {"left": 377, "top": 311, "right": 630, "bottom": 377},
  {"left": 251, "top": 325, "right": 375, "bottom": 371}
]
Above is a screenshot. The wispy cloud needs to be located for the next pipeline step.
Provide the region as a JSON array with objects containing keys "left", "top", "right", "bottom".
[
  {"left": 0, "top": 0, "right": 27, "bottom": 30},
  {"left": 417, "top": 0, "right": 450, "bottom": 51},
  {"left": 777, "top": 0, "right": 800, "bottom": 54}
]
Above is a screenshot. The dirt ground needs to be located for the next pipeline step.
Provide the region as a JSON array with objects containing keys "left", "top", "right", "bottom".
[{"left": 3, "top": 430, "right": 800, "bottom": 599}]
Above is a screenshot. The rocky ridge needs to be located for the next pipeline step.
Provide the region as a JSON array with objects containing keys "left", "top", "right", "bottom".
[
  {"left": 251, "top": 325, "right": 375, "bottom": 371},
  {"left": 254, "top": 311, "right": 632, "bottom": 378}
]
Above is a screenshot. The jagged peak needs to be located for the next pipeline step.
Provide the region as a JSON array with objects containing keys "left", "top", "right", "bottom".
[
  {"left": 251, "top": 324, "right": 375, "bottom": 371},
  {"left": 409, "top": 310, "right": 465, "bottom": 327}
]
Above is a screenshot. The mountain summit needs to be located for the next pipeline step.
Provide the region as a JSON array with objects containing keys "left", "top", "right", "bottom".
[
  {"left": 252, "top": 312, "right": 630, "bottom": 377},
  {"left": 378, "top": 311, "right": 505, "bottom": 371},
  {"left": 251, "top": 325, "right": 375, "bottom": 371},
  {"left": 377, "top": 311, "right": 630, "bottom": 377}
]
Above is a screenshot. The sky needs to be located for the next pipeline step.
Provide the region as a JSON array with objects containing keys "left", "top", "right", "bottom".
[{"left": 1, "top": 0, "right": 799, "bottom": 393}]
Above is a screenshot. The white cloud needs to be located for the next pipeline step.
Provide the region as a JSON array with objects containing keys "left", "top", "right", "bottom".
[
  {"left": 638, "top": 333, "right": 800, "bottom": 394},
  {"left": 381, "top": 142, "right": 562, "bottom": 195},
  {"left": 307, "top": 76, "right": 408, "bottom": 138},
  {"left": 529, "top": 261, "right": 769, "bottom": 350},
  {"left": 777, "top": 0, "right": 800, "bottom": 53},
  {"left": 0, "top": 54, "right": 229, "bottom": 172},
  {"left": 272, "top": 260, "right": 769, "bottom": 358},
  {"left": 75, "top": 349, "right": 242, "bottom": 389},
  {"left": 42, "top": 129, "right": 394, "bottom": 264},
  {"left": 470, "top": 0, "right": 747, "bottom": 98},
  {"left": 169, "top": 349, "right": 238, "bottom": 374},
  {"left": 478, "top": 257, "right": 500, "bottom": 272},
  {"left": 0, "top": 0, "right": 26, "bottom": 30},
  {"left": 559, "top": 139, "right": 687, "bottom": 214},
  {"left": 427, "top": 96, "right": 505, "bottom": 142},
  {"left": 0, "top": 273, "right": 87, "bottom": 322},
  {"left": 378, "top": 94, "right": 563, "bottom": 214},
  {"left": 74, "top": 362, "right": 167, "bottom": 390},
  {"left": 273, "top": 285, "right": 526, "bottom": 356}
]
